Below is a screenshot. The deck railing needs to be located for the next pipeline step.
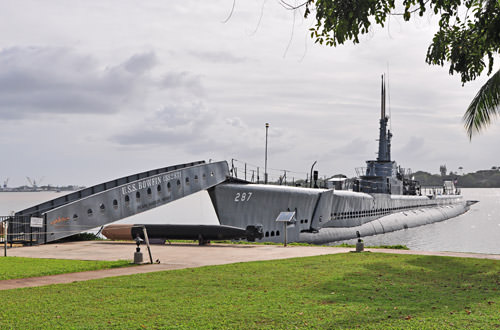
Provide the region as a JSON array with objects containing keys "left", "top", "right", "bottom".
[{"left": 229, "top": 159, "right": 311, "bottom": 186}]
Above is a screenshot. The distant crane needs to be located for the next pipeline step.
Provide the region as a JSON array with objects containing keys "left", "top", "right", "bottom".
[{"left": 26, "top": 176, "right": 44, "bottom": 190}]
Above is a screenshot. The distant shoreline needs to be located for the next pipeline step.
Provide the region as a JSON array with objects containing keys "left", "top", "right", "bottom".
[{"left": 414, "top": 169, "right": 500, "bottom": 188}]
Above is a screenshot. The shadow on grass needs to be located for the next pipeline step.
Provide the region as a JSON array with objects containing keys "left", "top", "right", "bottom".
[{"left": 315, "top": 254, "right": 499, "bottom": 328}]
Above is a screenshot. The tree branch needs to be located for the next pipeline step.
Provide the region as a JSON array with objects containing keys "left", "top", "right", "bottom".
[
  {"left": 222, "top": 0, "right": 236, "bottom": 23},
  {"left": 278, "top": 0, "right": 308, "bottom": 10},
  {"left": 390, "top": 0, "right": 431, "bottom": 16}
]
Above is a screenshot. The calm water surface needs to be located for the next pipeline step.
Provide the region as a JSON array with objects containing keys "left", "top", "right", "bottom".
[{"left": 1, "top": 188, "right": 499, "bottom": 254}]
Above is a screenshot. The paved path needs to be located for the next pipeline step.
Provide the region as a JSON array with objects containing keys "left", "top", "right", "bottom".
[{"left": 1, "top": 241, "right": 498, "bottom": 290}]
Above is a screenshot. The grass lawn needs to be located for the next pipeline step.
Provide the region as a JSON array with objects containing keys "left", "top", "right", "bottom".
[
  {"left": 0, "top": 253, "right": 498, "bottom": 329},
  {"left": 0, "top": 257, "right": 131, "bottom": 280}
]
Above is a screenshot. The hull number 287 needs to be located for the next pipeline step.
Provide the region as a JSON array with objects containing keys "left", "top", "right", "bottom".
[{"left": 234, "top": 192, "right": 253, "bottom": 202}]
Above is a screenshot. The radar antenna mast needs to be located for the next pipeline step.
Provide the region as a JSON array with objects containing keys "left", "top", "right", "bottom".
[{"left": 377, "top": 74, "right": 392, "bottom": 162}]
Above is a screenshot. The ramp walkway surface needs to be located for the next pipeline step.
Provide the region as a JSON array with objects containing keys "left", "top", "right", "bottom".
[
  {"left": 1, "top": 241, "right": 498, "bottom": 290},
  {"left": 9, "top": 160, "right": 229, "bottom": 244}
]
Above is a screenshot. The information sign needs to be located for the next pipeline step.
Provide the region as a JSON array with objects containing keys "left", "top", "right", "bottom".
[{"left": 30, "top": 217, "right": 44, "bottom": 228}]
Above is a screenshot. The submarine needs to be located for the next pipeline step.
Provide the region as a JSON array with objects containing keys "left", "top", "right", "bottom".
[
  {"left": 8, "top": 76, "right": 474, "bottom": 245},
  {"left": 206, "top": 75, "right": 473, "bottom": 244},
  {"left": 101, "top": 76, "right": 474, "bottom": 244}
]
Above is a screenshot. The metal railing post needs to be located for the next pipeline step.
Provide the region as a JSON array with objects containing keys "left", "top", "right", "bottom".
[{"left": 4, "top": 220, "right": 8, "bottom": 257}]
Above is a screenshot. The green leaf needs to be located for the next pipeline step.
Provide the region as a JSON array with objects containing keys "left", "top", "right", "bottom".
[{"left": 463, "top": 69, "right": 500, "bottom": 138}]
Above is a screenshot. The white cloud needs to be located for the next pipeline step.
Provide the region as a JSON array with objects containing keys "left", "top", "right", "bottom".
[
  {"left": 160, "top": 71, "right": 205, "bottom": 96},
  {"left": 0, "top": 47, "right": 159, "bottom": 119},
  {"left": 123, "top": 52, "right": 157, "bottom": 74},
  {"left": 111, "top": 101, "right": 213, "bottom": 146},
  {"left": 188, "top": 50, "right": 248, "bottom": 64}
]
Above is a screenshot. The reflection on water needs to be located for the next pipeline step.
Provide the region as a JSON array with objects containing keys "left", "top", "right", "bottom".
[
  {"left": 1, "top": 189, "right": 498, "bottom": 254},
  {"left": 334, "top": 188, "right": 500, "bottom": 254}
]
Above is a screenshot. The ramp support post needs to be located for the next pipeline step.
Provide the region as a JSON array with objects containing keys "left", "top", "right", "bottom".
[{"left": 142, "top": 226, "right": 153, "bottom": 264}]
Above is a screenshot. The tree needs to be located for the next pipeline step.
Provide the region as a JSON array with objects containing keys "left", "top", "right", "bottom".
[
  {"left": 302, "top": 0, "right": 500, "bottom": 138},
  {"left": 440, "top": 164, "right": 447, "bottom": 176}
]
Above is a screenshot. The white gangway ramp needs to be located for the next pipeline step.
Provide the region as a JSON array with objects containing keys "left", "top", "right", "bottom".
[{"left": 13, "top": 161, "right": 229, "bottom": 244}]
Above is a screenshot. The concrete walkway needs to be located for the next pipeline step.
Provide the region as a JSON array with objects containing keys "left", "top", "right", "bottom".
[{"left": 1, "top": 241, "right": 498, "bottom": 290}]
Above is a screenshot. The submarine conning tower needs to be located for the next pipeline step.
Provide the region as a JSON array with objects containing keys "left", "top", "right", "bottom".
[
  {"left": 354, "top": 75, "right": 403, "bottom": 195},
  {"left": 365, "top": 74, "right": 396, "bottom": 179}
]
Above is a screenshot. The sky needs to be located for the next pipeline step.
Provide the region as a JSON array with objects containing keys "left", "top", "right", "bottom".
[{"left": 1, "top": 0, "right": 499, "bottom": 188}]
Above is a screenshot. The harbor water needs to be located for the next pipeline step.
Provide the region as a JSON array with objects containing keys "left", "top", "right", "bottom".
[{"left": 1, "top": 188, "right": 498, "bottom": 254}]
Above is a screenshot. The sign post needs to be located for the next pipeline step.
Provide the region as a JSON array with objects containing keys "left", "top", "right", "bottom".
[{"left": 275, "top": 211, "right": 296, "bottom": 247}]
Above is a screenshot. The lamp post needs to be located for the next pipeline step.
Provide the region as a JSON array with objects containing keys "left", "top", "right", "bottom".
[{"left": 265, "top": 123, "right": 269, "bottom": 184}]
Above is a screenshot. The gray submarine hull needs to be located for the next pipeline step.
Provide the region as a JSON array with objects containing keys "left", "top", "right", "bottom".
[
  {"left": 299, "top": 201, "right": 471, "bottom": 244},
  {"left": 208, "top": 183, "right": 472, "bottom": 244}
]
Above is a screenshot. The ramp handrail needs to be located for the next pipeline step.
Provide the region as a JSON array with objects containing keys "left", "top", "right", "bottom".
[{"left": 15, "top": 161, "right": 205, "bottom": 217}]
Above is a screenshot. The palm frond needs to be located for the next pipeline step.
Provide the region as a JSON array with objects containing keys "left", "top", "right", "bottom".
[{"left": 464, "top": 69, "right": 500, "bottom": 139}]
